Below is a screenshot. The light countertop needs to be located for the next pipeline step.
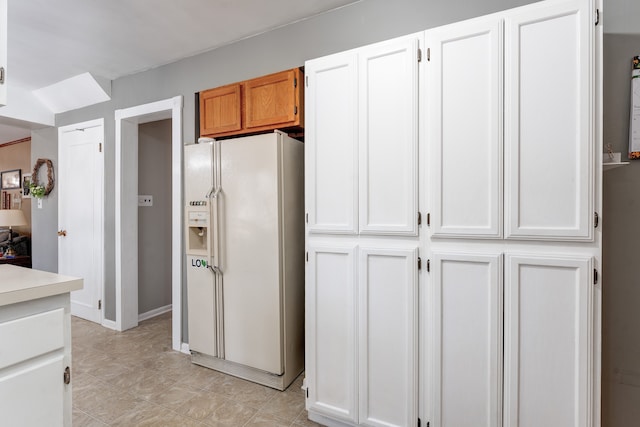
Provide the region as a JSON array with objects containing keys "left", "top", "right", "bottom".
[{"left": 0, "top": 265, "right": 83, "bottom": 307}]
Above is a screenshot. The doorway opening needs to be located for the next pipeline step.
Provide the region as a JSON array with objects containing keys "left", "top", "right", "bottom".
[{"left": 115, "top": 96, "right": 183, "bottom": 352}]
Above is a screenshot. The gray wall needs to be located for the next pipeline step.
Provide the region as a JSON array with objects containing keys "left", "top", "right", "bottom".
[
  {"left": 601, "top": 33, "right": 640, "bottom": 427},
  {"left": 30, "top": 127, "right": 58, "bottom": 273},
  {"left": 138, "top": 119, "right": 173, "bottom": 315}
]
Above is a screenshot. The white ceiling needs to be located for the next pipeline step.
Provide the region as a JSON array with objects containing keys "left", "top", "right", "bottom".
[
  {"left": 1, "top": 0, "right": 638, "bottom": 145},
  {"left": 0, "top": 0, "right": 360, "bottom": 143}
]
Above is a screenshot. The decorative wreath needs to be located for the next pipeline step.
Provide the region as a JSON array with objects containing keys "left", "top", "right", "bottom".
[{"left": 32, "top": 158, "right": 55, "bottom": 196}]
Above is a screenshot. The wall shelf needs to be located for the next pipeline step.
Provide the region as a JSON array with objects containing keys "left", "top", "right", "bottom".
[{"left": 603, "top": 162, "right": 629, "bottom": 171}]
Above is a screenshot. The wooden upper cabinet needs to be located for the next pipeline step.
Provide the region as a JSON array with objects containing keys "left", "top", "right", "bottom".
[
  {"left": 245, "top": 68, "right": 303, "bottom": 130},
  {"left": 199, "top": 68, "right": 304, "bottom": 138},
  {"left": 199, "top": 83, "right": 242, "bottom": 136}
]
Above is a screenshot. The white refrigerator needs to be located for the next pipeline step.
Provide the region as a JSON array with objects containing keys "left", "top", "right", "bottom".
[{"left": 185, "top": 131, "right": 304, "bottom": 390}]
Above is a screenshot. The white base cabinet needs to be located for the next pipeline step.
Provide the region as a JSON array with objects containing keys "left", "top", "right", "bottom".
[{"left": 306, "top": 242, "right": 418, "bottom": 427}]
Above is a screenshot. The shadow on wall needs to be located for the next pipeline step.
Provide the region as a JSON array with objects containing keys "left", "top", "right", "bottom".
[{"left": 602, "top": 33, "right": 640, "bottom": 427}]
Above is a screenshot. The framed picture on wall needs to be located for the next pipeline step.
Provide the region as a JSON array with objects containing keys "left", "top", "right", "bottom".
[
  {"left": 1, "top": 169, "right": 21, "bottom": 190},
  {"left": 22, "top": 173, "right": 32, "bottom": 198}
]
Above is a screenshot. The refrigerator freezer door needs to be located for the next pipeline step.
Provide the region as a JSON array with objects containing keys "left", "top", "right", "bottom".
[
  {"left": 219, "top": 133, "right": 284, "bottom": 375},
  {"left": 186, "top": 255, "right": 217, "bottom": 357},
  {"left": 185, "top": 142, "right": 214, "bottom": 204}
]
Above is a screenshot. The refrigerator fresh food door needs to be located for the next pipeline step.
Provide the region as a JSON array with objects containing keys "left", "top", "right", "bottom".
[{"left": 218, "top": 133, "right": 284, "bottom": 375}]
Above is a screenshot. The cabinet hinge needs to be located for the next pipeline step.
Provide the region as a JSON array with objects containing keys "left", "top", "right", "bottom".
[
  {"left": 594, "top": 269, "right": 598, "bottom": 285},
  {"left": 418, "top": 418, "right": 420, "bottom": 427},
  {"left": 99, "top": 142, "right": 102, "bottom": 153},
  {"left": 305, "top": 75, "right": 309, "bottom": 87},
  {"left": 305, "top": 213, "right": 309, "bottom": 223},
  {"left": 418, "top": 212, "right": 422, "bottom": 226},
  {"left": 427, "top": 259, "right": 431, "bottom": 272},
  {"left": 426, "top": 212, "right": 431, "bottom": 226},
  {"left": 595, "top": 9, "right": 600, "bottom": 26},
  {"left": 294, "top": 77, "right": 297, "bottom": 88},
  {"left": 306, "top": 252, "right": 308, "bottom": 262},
  {"left": 427, "top": 48, "right": 431, "bottom": 61},
  {"left": 418, "top": 257, "right": 422, "bottom": 270},
  {"left": 417, "top": 48, "right": 422, "bottom": 63},
  {"left": 98, "top": 299, "right": 102, "bottom": 310},
  {"left": 0, "top": 67, "right": 5, "bottom": 84},
  {"left": 306, "top": 388, "right": 309, "bottom": 398},
  {"left": 294, "top": 105, "right": 298, "bottom": 115},
  {"left": 594, "top": 212, "right": 599, "bottom": 228}
]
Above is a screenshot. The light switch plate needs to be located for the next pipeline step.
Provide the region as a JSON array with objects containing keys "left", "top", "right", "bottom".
[{"left": 138, "top": 195, "right": 153, "bottom": 207}]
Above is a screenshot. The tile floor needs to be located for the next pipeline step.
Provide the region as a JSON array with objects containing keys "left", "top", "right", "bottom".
[{"left": 71, "top": 312, "right": 321, "bottom": 427}]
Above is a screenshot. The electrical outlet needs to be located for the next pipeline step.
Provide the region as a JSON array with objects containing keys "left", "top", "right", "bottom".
[{"left": 138, "top": 195, "right": 153, "bottom": 207}]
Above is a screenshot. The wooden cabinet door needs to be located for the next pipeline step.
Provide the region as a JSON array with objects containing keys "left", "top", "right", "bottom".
[
  {"left": 305, "top": 51, "right": 359, "bottom": 235},
  {"left": 245, "top": 68, "right": 302, "bottom": 130},
  {"left": 359, "top": 35, "right": 420, "bottom": 236},
  {"left": 305, "top": 242, "right": 358, "bottom": 423},
  {"left": 199, "top": 83, "right": 242, "bottom": 136},
  {"left": 426, "top": 17, "right": 503, "bottom": 238},
  {"left": 504, "top": 0, "right": 594, "bottom": 241},
  {"left": 428, "top": 252, "right": 503, "bottom": 427},
  {"left": 358, "top": 245, "right": 418, "bottom": 427},
  {"left": 503, "top": 254, "right": 593, "bottom": 427}
]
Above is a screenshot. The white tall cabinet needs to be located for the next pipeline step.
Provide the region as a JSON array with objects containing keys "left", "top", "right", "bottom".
[
  {"left": 305, "top": 33, "right": 422, "bottom": 427},
  {"left": 304, "top": 0, "right": 601, "bottom": 426}
]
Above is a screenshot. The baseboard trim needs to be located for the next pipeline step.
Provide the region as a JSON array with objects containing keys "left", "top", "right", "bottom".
[
  {"left": 101, "top": 319, "right": 117, "bottom": 330},
  {"left": 138, "top": 304, "right": 172, "bottom": 322},
  {"left": 180, "top": 343, "right": 190, "bottom": 355}
]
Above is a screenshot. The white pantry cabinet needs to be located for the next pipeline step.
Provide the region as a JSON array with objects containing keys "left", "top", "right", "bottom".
[
  {"left": 424, "top": 0, "right": 601, "bottom": 427},
  {"left": 305, "top": 31, "right": 422, "bottom": 427}
]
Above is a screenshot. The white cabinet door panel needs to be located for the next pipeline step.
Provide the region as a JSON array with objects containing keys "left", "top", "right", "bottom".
[
  {"left": 427, "top": 17, "right": 503, "bottom": 238},
  {"left": 505, "top": 0, "right": 594, "bottom": 240},
  {"left": 504, "top": 254, "right": 593, "bottom": 427},
  {"left": 359, "top": 246, "right": 418, "bottom": 427},
  {"left": 305, "top": 51, "right": 359, "bottom": 235},
  {"left": 306, "top": 243, "right": 358, "bottom": 423},
  {"left": 359, "top": 36, "right": 419, "bottom": 236},
  {"left": 429, "top": 252, "right": 502, "bottom": 427}
]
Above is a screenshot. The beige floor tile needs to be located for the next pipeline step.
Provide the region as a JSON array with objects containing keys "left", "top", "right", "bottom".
[
  {"left": 110, "top": 399, "right": 200, "bottom": 427},
  {"left": 258, "top": 390, "right": 306, "bottom": 423},
  {"left": 293, "top": 411, "right": 325, "bottom": 427},
  {"left": 72, "top": 407, "right": 109, "bottom": 427},
  {"left": 245, "top": 411, "right": 292, "bottom": 427},
  {"left": 200, "top": 400, "right": 258, "bottom": 427},
  {"left": 175, "top": 390, "right": 229, "bottom": 420},
  {"left": 147, "top": 383, "right": 204, "bottom": 412}
]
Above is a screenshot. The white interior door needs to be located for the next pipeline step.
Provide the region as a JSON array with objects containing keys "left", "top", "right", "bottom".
[{"left": 58, "top": 120, "right": 104, "bottom": 323}]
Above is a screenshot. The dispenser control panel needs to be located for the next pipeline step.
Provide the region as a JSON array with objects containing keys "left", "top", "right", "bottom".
[
  {"left": 188, "top": 211, "right": 208, "bottom": 226},
  {"left": 189, "top": 200, "right": 208, "bottom": 206}
]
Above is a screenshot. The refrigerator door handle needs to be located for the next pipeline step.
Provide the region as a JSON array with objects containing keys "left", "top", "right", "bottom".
[{"left": 210, "top": 140, "right": 223, "bottom": 273}]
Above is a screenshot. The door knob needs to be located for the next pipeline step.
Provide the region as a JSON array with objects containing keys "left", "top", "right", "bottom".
[{"left": 57, "top": 230, "right": 67, "bottom": 237}]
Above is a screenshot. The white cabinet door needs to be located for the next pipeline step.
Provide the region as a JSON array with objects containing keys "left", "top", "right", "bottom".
[
  {"left": 359, "top": 245, "right": 418, "bottom": 427},
  {"left": 305, "top": 51, "right": 359, "bottom": 235},
  {"left": 429, "top": 252, "right": 502, "bottom": 427},
  {"left": 503, "top": 254, "right": 593, "bottom": 427},
  {"left": 0, "top": 354, "right": 65, "bottom": 426},
  {"left": 359, "top": 36, "right": 420, "bottom": 236},
  {"left": 306, "top": 243, "right": 358, "bottom": 423},
  {"left": 504, "top": 0, "right": 594, "bottom": 240},
  {"left": 426, "top": 17, "right": 503, "bottom": 238}
]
